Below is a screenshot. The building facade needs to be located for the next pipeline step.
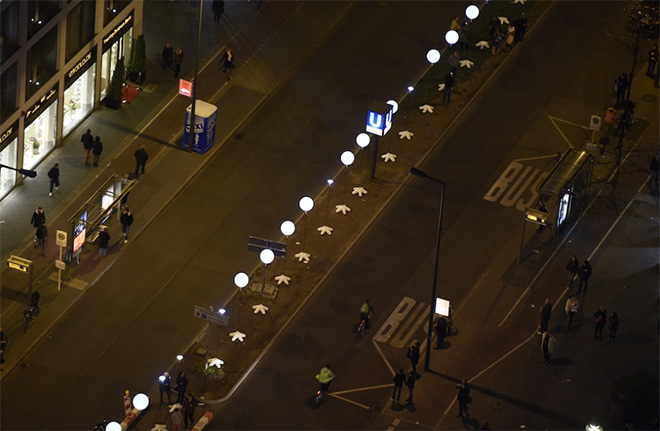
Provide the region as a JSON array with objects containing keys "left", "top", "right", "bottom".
[{"left": 0, "top": 0, "right": 144, "bottom": 199}]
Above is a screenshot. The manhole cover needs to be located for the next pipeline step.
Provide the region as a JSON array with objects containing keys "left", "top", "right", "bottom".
[{"left": 490, "top": 398, "right": 506, "bottom": 410}]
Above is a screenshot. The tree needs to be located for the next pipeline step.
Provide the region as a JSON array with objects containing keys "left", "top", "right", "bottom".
[
  {"left": 106, "top": 58, "right": 125, "bottom": 108},
  {"left": 129, "top": 34, "right": 146, "bottom": 83}
]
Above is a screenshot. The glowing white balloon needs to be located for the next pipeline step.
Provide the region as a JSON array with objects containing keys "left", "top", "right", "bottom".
[
  {"left": 106, "top": 422, "right": 121, "bottom": 431},
  {"left": 445, "top": 30, "right": 459, "bottom": 45},
  {"left": 340, "top": 151, "right": 355, "bottom": 166},
  {"left": 133, "top": 393, "right": 149, "bottom": 410},
  {"left": 280, "top": 220, "right": 295, "bottom": 236},
  {"left": 299, "top": 196, "right": 314, "bottom": 212},
  {"left": 466, "top": 5, "right": 479, "bottom": 20},
  {"left": 386, "top": 99, "right": 399, "bottom": 114},
  {"left": 260, "top": 249, "right": 275, "bottom": 265},
  {"left": 234, "top": 272, "right": 249, "bottom": 288},
  {"left": 426, "top": 49, "right": 441, "bottom": 64},
  {"left": 356, "top": 133, "right": 370, "bottom": 148}
]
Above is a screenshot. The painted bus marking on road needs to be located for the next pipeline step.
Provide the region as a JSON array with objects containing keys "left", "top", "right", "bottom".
[{"left": 483, "top": 161, "right": 548, "bottom": 210}]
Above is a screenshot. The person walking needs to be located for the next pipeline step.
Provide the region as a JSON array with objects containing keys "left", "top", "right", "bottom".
[
  {"left": 47, "top": 163, "right": 60, "bottom": 196},
  {"left": 517, "top": 12, "right": 528, "bottom": 40},
  {"left": 404, "top": 371, "right": 415, "bottom": 404},
  {"left": 456, "top": 378, "right": 470, "bottom": 417},
  {"left": 577, "top": 260, "right": 592, "bottom": 294},
  {"left": 407, "top": 341, "right": 420, "bottom": 376},
  {"left": 31, "top": 207, "right": 46, "bottom": 228},
  {"left": 647, "top": 45, "right": 658, "bottom": 77},
  {"left": 81, "top": 129, "right": 94, "bottom": 165},
  {"left": 391, "top": 368, "right": 406, "bottom": 404},
  {"left": 649, "top": 154, "right": 659, "bottom": 189},
  {"left": 566, "top": 255, "right": 579, "bottom": 288},
  {"left": 0, "top": 327, "right": 7, "bottom": 365},
  {"left": 539, "top": 298, "right": 552, "bottom": 333},
  {"left": 212, "top": 0, "right": 224, "bottom": 23},
  {"left": 171, "top": 407, "right": 183, "bottom": 431},
  {"left": 162, "top": 43, "right": 173, "bottom": 70},
  {"left": 220, "top": 48, "right": 235, "bottom": 80},
  {"left": 120, "top": 208, "right": 134, "bottom": 243},
  {"left": 97, "top": 227, "right": 110, "bottom": 257},
  {"left": 435, "top": 316, "right": 447, "bottom": 349},
  {"left": 35, "top": 222, "right": 48, "bottom": 255},
  {"left": 182, "top": 393, "right": 198, "bottom": 428},
  {"left": 447, "top": 51, "right": 460, "bottom": 75},
  {"left": 92, "top": 136, "right": 103, "bottom": 167},
  {"left": 175, "top": 371, "right": 189, "bottom": 403},
  {"left": 593, "top": 305, "right": 607, "bottom": 340},
  {"left": 565, "top": 294, "right": 579, "bottom": 331},
  {"left": 615, "top": 73, "right": 629, "bottom": 108},
  {"left": 505, "top": 24, "right": 515, "bottom": 51},
  {"left": 607, "top": 312, "right": 619, "bottom": 342},
  {"left": 458, "top": 21, "right": 469, "bottom": 51},
  {"left": 159, "top": 372, "right": 172, "bottom": 404},
  {"left": 134, "top": 145, "right": 149, "bottom": 177},
  {"left": 541, "top": 331, "right": 555, "bottom": 364},
  {"left": 442, "top": 72, "right": 454, "bottom": 105},
  {"left": 173, "top": 46, "right": 184, "bottom": 78}
]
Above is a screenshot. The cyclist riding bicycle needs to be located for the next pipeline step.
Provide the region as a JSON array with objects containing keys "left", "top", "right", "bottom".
[
  {"left": 359, "top": 299, "right": 374, "bottom": 330},
  {"left": 316, "top": 364, "right": 335, "bottom": 393}
]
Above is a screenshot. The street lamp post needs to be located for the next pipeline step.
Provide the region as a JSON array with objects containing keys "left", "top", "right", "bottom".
[
  {"left": 0, "top": 163, "right": 37, "bottom": 178},
  {"left": 187, "top": 0, "right": 204, "bottom": 152},
  {"left": 409, "top": 167, "right": 446, "bottom": 372}
]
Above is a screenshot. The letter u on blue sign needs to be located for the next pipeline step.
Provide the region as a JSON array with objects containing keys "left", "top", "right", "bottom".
[{"left": 366, "top": 111, "right": 385, "bottom": 135}]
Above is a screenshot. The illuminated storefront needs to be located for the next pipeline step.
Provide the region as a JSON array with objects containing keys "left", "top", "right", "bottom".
[
  {"left": 0, "top": 121, "right": 19, "bottom": 199},
  {"left": 23, "top": 86, "right": 58, "bottom": 170},
  {"left": 63, "top": 50, "right": 96, "bottom": 136},
  {"left": 100, "top": 13, "right": 133, "bottom": 99}
]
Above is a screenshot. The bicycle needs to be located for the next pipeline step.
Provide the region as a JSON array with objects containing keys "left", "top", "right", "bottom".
[
  {"left": 315, "top": 377, "right": 334, "bottom": 405},
  {"left": 23, "top": 305, "right": 39, "bottom": 333},
  {"left": 356, "top": 312, "right": 373, "bottom": 339}
]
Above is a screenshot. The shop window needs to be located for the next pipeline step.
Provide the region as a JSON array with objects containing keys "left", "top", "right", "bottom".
[
  {"left": 0, "top": 137, "right": 19, "bottom": 199},
  {"left": 66, "top": 1, "right": 96, "bottom": 61},
  {"left": 1, "top": 64, "right": 17, "bottom": 123},
  {"left": 24, "top": 100, "right": 58, "bottom": 170},
  {"left": 104, "top": 0, "right": 130, "bottom": 26},
  {"left": 0, "top": 1, "right": 20, "bottom": 63},
  {"left": 26, "top": 27, "right": 57, "bottom": 99},
  {"left": 27, "top": 0, "right": 60, "bottom": 40}
]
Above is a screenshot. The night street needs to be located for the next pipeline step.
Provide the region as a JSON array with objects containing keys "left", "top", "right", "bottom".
[{"left": 1, "top": 1, "right": 658, "bottom": 431}]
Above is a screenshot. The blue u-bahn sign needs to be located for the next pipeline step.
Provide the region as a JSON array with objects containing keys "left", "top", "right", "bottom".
[{"left": 366, "top": 101, "right": 393, "bottom": 136}]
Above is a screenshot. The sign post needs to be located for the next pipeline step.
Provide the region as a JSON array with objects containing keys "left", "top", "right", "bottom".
[
  {"left": 193, "top": 306, "right": 229, "bottom": 364},
  {"left": 55, "top": 230, "right": 67, "bottom": 291},
  {"left": 365, "top": 101, "right": 393, "bottom": 179}
]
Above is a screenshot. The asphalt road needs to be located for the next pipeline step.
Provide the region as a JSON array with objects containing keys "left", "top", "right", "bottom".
[
  {"left": 0, "top": 1, "right": 470, "bottom": 429},
  {"left": 190, "top": 1, "right": 659, "bottom": 430}
]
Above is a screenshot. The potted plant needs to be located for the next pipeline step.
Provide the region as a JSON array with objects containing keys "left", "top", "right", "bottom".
[
  {"left": 128, "top": 34, "right": 147, "bottom": 85},
  {"left": 104, "top": 58, "right": 125, "bottom": 109}
]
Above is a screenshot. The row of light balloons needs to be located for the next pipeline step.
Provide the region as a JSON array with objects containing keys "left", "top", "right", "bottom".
[
  {"left": 427, "top": 5, "right": 480, "bottom": 67},
  {"left": 229, "top": 3, "right": 483, "bottom": 324}
]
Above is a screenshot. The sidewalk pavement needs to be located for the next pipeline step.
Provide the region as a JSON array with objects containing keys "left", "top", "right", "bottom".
[{"left": 0, "top": 0, "right": 305, "bottom": 374}]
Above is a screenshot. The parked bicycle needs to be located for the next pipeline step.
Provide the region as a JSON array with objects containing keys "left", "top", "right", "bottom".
[{"left": 23, "top": 291, "right": 40, "bottom": 333}]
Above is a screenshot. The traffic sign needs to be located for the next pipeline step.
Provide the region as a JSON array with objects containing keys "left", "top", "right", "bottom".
[
  {"left": 248, "top": 236, "right": 286, "bottom": 257},
  {"left": 56, "top": 230, "right": 67, "bottom": 247},
  {"left": 193, "top": 305, "right": 229, "bottom": 326}
]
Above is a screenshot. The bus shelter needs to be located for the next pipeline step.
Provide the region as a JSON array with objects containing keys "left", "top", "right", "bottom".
[
  {"left": 537, "top": 149, "right": 594, "bottom": 239},
  {"left": 67, "top": 174, "right": 136, "bottom": 262}
]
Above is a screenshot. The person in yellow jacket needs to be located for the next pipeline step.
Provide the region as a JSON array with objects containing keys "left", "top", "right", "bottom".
[
  {"left": 316, "top": 364, "right": 335, "bottom": 392},
  {"left": 360, "top": 299, "right": 374, "bottom": 329}
]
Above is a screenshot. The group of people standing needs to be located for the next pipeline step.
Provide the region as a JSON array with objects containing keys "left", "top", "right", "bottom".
[
  {"left": 537, "top": 254, "right": 620, "bottom": 365},
  {"left": 162, "top": 43, "right": 185, "bottom": 78}
]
